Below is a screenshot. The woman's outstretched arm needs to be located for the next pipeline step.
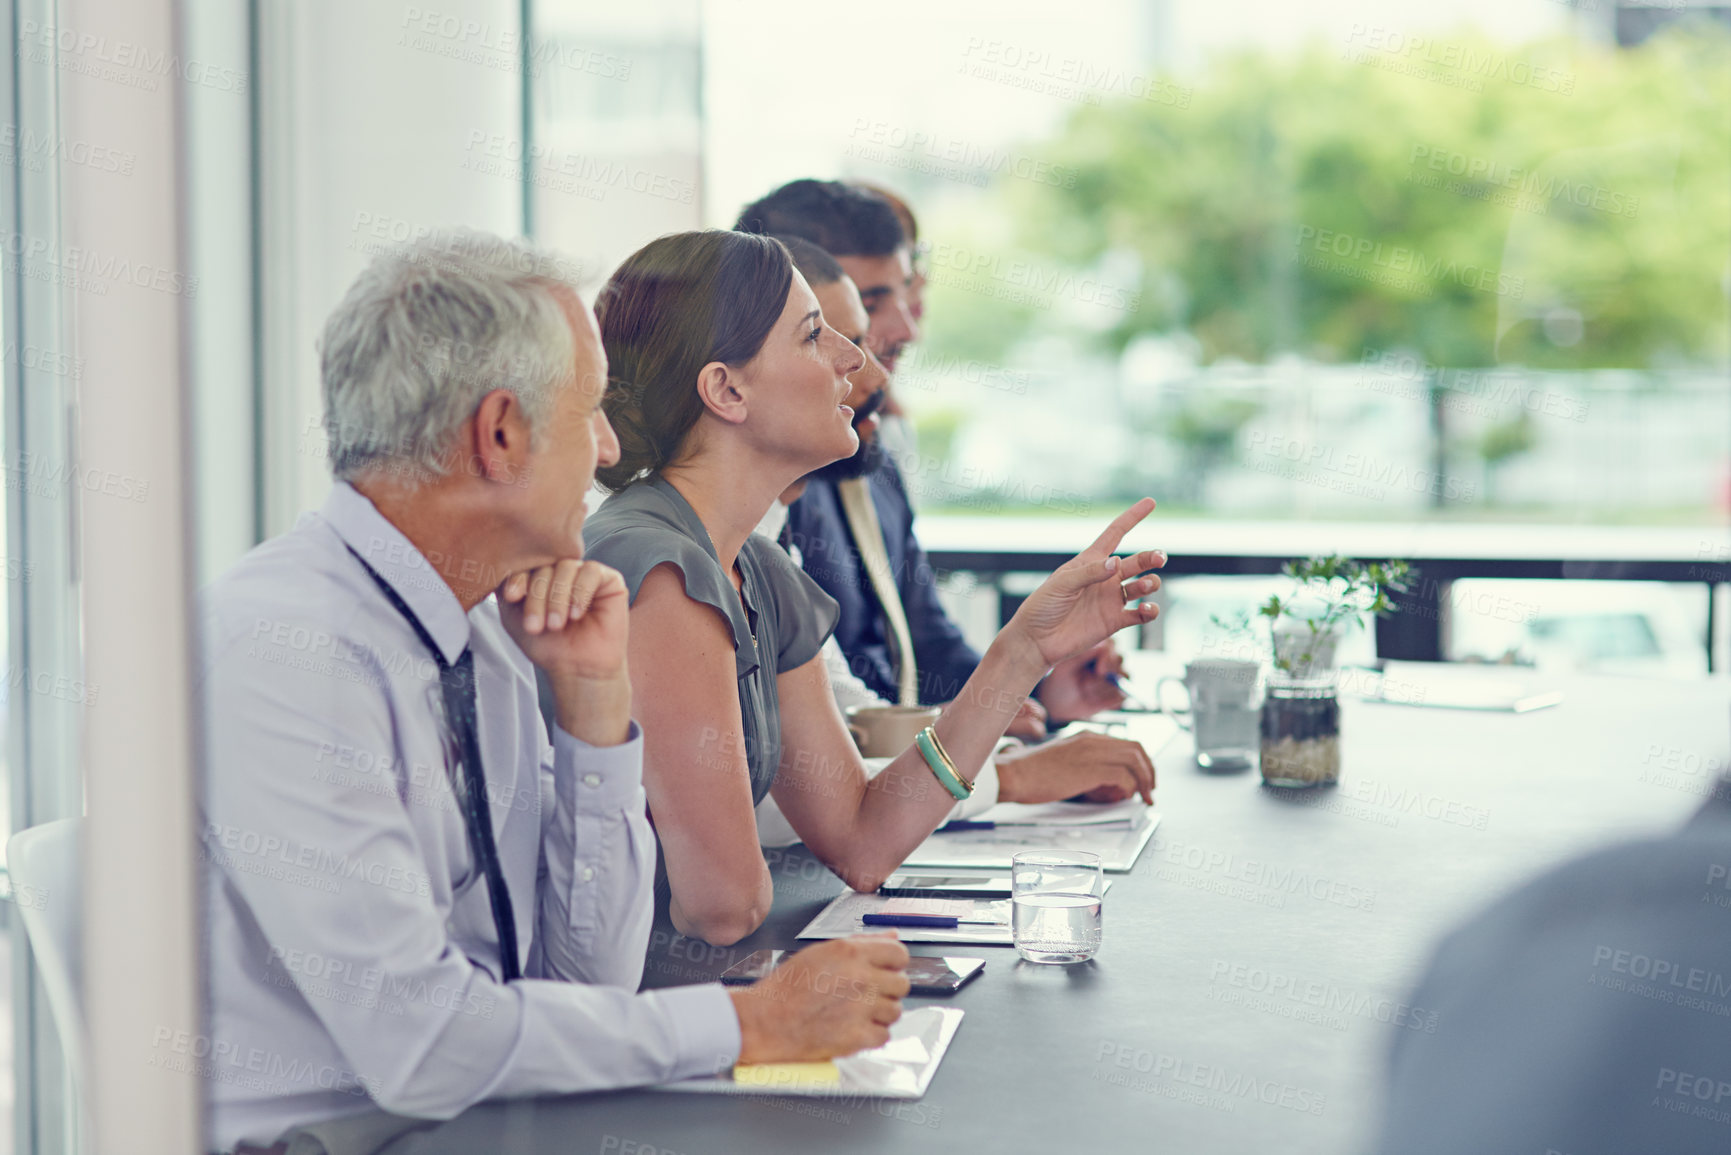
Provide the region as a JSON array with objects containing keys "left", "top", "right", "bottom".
[{"left": 772, "top": 500, "right": 1164, "bottom": 893}]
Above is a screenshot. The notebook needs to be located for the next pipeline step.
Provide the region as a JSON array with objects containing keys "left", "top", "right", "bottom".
[{"left": 655, "top": 1005, "right": 964, "bottom": 1099}]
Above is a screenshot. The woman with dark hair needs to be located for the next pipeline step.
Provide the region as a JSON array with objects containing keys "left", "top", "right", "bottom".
[{"left": 582, "top": 229, "right": 1163, "bottom": 946}]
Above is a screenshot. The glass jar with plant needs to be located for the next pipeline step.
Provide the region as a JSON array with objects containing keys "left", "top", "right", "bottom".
[{"left": 1256, "top": 555, "right": 1410, "bottom": 788}]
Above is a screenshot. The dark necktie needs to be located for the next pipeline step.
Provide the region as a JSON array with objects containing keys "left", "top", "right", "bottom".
[{"left": 347, "top": 548, "right": 521, "bottom": 982}]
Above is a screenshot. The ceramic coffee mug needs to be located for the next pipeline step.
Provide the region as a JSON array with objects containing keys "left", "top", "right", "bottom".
[
  {"left": 846, "top": 704, "right": 942, "bottom": 757},
  {"left": 1156, "top": 658, "right": 1263, "bottom": 771}
]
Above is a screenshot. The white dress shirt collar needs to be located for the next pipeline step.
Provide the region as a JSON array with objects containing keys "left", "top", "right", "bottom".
[{"left": 320, "top": 481, "right": 471, "bottom": 667}]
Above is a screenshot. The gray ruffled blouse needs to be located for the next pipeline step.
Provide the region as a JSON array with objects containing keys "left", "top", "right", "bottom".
[{"left": 582, "top": 476, "right": 840, "bottom": 803}]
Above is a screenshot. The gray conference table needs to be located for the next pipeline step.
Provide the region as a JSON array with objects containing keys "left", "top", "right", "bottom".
[{"left": 379, "top": 661, "right": 1730, "bottom": 1155}]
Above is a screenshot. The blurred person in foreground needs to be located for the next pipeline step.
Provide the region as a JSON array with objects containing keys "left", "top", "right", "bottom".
[
  {"left": 200, "top": 231, "right": 909, "bottom": 1154},
  {"left": 737, "top": 179, "right": 1130, "bottom": 731},
  {"left": 582, "top": 228, "right": 1163, "bottom": 946},
  {"left": 1374, "top": 779, "right": 1731, "bottom": 1155}
]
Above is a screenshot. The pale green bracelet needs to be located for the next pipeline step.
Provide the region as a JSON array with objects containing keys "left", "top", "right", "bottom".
[{"left": 915, "top": 726, "right": 972, "bottom": 801}]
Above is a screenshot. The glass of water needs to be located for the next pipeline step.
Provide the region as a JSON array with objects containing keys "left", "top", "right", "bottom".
[{"left": 1011, "top": 851, "right": 1104, "bottom": 964}]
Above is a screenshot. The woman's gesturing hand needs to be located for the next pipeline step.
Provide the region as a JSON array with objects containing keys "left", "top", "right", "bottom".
[{"left": 1005, "top": 498, "right": 1165, "bottom": 672}]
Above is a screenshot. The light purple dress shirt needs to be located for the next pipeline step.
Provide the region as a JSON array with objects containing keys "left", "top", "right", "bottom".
[{"left": 198, "top": 482, "right": 740, "bottom": 1152}]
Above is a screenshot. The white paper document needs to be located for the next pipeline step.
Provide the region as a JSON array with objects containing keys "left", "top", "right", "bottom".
[
  {"left": 655, "top": 1006, "right": 965, "bottom": 1099},
  {"left": 1354, "top": 662, "right": 1564, "bottom": 713},
  {"left": 797, "top": 891, "right": 1015, "bottom": 944},
  {"left": 970, "top": 797, "right": 1150, "bottom": 826},
  {"left": 902, "top": 803, "right": 1160, "bottom": 872}
]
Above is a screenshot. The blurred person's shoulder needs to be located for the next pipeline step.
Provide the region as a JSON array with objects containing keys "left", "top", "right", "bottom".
[{"left": 1379, "top": 787, "right": 1731, "bottom": 1155}]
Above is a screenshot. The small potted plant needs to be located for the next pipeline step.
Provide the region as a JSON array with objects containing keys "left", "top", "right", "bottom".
[{"left": 1256, "top": 555, "right": 1410, "bottom": 788}]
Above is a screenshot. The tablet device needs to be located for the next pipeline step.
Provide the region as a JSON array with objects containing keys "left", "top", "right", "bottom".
[
  {"left": 904, "top": 955, "right": 985, "bottom": 994},
  {"left": 721, "top": 950, "right": 985, "bottom": 995},
  {"left": 720, "top": 949, "right": 784, "bottom": 985},
  {"left": 879, "top": 872, "right": 1012, "bottom": 898}
]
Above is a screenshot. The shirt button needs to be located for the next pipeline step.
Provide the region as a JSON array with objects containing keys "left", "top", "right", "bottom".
[
  {"left": 582, "top": 773, "right": 601, "bottom": 788},
  {"left": 580, "top": 866, "right": 596, "bottom": 883}
]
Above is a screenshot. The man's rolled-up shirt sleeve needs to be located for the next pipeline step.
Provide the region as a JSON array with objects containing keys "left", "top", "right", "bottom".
[{"left": 205, "top": 643, "right": 740, "bottom": 1121}]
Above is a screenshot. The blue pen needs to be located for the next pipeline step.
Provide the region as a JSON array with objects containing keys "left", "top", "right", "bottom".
[
  {"left": 938, "top": 818, "right": 1134, "bottom": 833},
  {"left": 1089, "top": 662, "right": 1153, "bottom": 712},
  {"left": 862, "top": 913, "right": 1006, "bottom": 928}
]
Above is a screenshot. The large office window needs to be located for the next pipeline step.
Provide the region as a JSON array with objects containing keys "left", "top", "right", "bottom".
[
  {"left": 527, "top": 2, "right": 704, "bottom": 286},
  {"left": 699, "top": 0, "right": 1731, "bottom": 673}
]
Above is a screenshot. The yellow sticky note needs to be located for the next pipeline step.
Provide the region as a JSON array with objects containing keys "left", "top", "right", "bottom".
[{"left": 732, "top": 1061, "right": 842, "bottom": 1088}]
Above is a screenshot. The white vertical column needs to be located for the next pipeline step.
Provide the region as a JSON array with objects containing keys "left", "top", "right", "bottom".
[{"left": 59, "top": 0, "right": 201, "bottom": 1150}]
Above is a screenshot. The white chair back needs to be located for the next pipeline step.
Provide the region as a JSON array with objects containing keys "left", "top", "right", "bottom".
[{"left": 8, "top": 818, "right": 86, "bottom": 1094}]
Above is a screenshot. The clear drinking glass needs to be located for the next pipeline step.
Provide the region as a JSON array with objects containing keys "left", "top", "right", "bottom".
[{"left": 1011, "top": 851, "right": 1104, "bottom": 964}]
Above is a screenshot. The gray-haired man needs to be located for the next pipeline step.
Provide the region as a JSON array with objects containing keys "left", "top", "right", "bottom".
[{"left": 200, "top": 232, "right": 908, "bottom": 1153}]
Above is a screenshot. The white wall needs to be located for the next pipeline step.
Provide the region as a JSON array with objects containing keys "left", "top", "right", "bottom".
[{"left": 256, "top": 0, "right": 524, "bottom": 535}]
